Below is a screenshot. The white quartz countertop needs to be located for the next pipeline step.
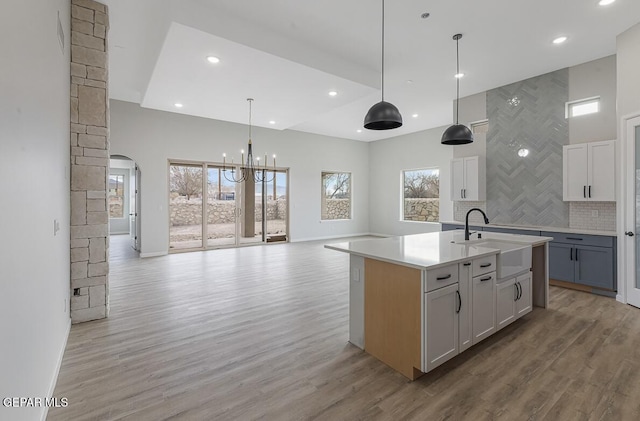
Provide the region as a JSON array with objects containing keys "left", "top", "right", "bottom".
[
  {"left": 325, "top": 231, "right": 552, "bottom": 271},
  {"left": 440, "top": 221, "right": 616, "bottom": 237}
]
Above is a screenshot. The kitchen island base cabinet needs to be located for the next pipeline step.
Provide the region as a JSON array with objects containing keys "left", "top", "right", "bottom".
[
  {"left": 472, "top": 272, "right": 496, "bottom": 344},
  {"left": 496, "top": 272, "right": 532, "bottom": 330},
  {"left": 364, "top": 258, "right": 423, "bottom": 380},
  {"left": 425, "top": 283, "right": 459, "bottom": 372}
]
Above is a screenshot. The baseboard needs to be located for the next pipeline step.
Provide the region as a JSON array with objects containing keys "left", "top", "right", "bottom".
[
  {"left": 140, "top": 251, "right": 168, "bottom": 258},
  {"left": 41, "top": 318, "right": 71, "bottom": 421},
  {"left": 291, "top": 232, "right": 375, "bottom": 243}
]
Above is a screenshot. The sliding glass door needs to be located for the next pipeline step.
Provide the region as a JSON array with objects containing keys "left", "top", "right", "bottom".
[{"left": 169, "top": 161, "right": 288, "bottom": 252}]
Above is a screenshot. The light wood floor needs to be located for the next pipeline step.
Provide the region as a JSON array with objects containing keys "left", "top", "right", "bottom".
[{"left": 50, "top": 236, "right": 640, "bottom": 420}]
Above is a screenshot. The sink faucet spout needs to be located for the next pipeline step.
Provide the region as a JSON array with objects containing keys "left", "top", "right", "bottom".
[{"left": 465, "top": 208, "right": 490, "bottom": 240}]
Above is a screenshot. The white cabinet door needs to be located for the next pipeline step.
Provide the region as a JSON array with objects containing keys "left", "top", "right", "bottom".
[
  {"left": 588, "top": 140, "right": 615, "bottom": 201},
  {"left": 425, "top": 283, "right": 459, "bottom": 372},
  {"left": 458, "top": 262, "right": 473, "bottom": 352},
  {"left": 450, "top": 156, "right": 486, "bottom": 201},
  {"left": 563, "top": 140, "right": 615, "bottom": 201},
  {"left": 472, "top": 271, "right": 496, "bottom": 344},
  {"left": 515, "top": 272, "right": 532, "bottom": 317},
  {"left": 451, "top": 158, "right": 465, "bottom": 201},
  {"left": 496, "top": 278, "right": 517, "bottom": 330},
  {"left": 563, "top": 144, "right": 589, "bottom": 201}
]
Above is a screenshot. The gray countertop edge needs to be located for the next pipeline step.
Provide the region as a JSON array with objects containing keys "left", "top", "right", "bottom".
[{"left": 440, "top": 221, "right": 617, "bottom": 237}]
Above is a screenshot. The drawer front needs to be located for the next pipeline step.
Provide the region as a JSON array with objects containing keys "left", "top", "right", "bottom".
[
  {"left": 483, "top": 227, "right": 541, "bottom": 236},
  {"left": 426, "top": 264, "right": 459, "bottom": 292},
  {"left": 541, "top": 231, "right": 614, "bottom": 248},
  {"left": 472, "top": 254, "right": 497, "bottom": 277}
]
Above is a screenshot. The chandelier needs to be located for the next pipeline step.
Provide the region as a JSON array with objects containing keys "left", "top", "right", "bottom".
[{"left": 222, "top": 98, "right": 276, "bottom": 183}]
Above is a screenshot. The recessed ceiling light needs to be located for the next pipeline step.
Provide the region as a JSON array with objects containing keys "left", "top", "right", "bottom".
[
  {"left": 518, "top": 148, "right": 530, "bottom": 158},
  {"left": 412, "top": 114, "right": 419, "bottom": 118},
  {"left": 406, "top": 80, "right": 413, "bottom": 84},
  {"left": 269, "top": 121, "right": 276, "bottom": 125},
  {"left": 174, "top": 103, "right": 183, "bottom": 108},
  {"left": 328, "top": 91, "right": 338, "bottom": 96},
  {"left": 598, "top": 0, "right": 615, "bottom": 5},
  {"left": 206, "top": 56, "right": 220, "bottom": 64},
  {"left": 357, "top": 129, "right": 362, "bottom": 133},
  {"left": 454, "top": 73, "right": 464, "bottom": 79},
  {"left": 421, "top": 12, "right": 430, "bottom": 19},
  {"left": 552, "top": 36, "right": 568, "bottom": 44}
]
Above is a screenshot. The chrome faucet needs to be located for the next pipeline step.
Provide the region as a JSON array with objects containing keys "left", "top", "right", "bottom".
[{"left": 465, "top": 208, "right": 490, "bottom": 240}]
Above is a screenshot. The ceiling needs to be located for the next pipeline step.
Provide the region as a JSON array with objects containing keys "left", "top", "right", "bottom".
[{"left": 103, "top": 0, "right": 640, "bottom": 142}]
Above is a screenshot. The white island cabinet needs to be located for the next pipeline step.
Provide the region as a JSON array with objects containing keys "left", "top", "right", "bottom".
[{"left": 326, "top": 231, "right": 551, "bottom": 381}]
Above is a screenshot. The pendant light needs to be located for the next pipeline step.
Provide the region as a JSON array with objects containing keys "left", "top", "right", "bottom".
[
  {"left": 441, "top": 34, "right": 473, "bottom": 145},
  {"left": 364, "top": 0, "right": 402, "bottom": 130}
]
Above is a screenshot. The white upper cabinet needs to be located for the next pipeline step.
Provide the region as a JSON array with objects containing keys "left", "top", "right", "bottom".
[
  {"left": 450, "top": 156, "right": 486, "bottom": 201},
  {"left": 563, "top": 140, "right": 615, "bottom": 201}
]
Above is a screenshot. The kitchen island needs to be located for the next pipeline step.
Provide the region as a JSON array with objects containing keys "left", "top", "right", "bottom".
[{"left": 325, "top": 230, "right": 552, "bottom": 380}]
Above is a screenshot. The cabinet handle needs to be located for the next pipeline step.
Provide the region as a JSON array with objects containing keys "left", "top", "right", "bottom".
[
  {"left": 456, "top": 290, "right": 461, "bottom": 314},
  {"left": 461, "top": 189, "right": 464, "bottom": 199},
  {"left": 517, "top": 282, "right": 522, "bottom": 300},
  {"left": 566, "top": 237, "right": 583, "bottom": 241},
  {"left": 583, "top": 185, "right": 586, "bottom": 198},
  {"left": 575, "top": 249, "right": 579, "bottom": 261},
  {"left": 570, "top": 247, "right": 573, "bottom": 261},
  {"left": 464, "top": 189, "right": 466, "bottom": 198},
  {"left": 463, "top": 262, "right": 471, "bottom": 266},
  {"left": 480, "top": 276, "right": 492, "bottom": 282},
  {"left": 588, "top": 185, "right": 591, "bottom": 198},
  {"left": 436, "top": 274, "right": 452, "bottom": 281},
  {"left": 514, "top": 284, "right": 518, "bottom": 301},
  {"left": 480, "top": 263, "right": 492, "bottom": 268}
]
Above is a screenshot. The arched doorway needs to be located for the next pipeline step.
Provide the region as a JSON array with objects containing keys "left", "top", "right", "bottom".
[{"left": 109, "top": 155, "right": 140, "bottom": 255}]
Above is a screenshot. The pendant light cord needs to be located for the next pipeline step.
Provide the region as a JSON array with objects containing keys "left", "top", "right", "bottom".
[
  {"left": 455, "top": 36, "right": 460, "bottom": 124},
  {"left": 248, "top": 98, "right": 252, "bottom": 144},
  {"left": 381, "top": 0, "right": 385, "bottom": 102}
]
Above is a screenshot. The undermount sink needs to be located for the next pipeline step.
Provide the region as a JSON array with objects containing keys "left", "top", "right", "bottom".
[{"left": 457, "top": 239, "right": 532, "bottom": 279}]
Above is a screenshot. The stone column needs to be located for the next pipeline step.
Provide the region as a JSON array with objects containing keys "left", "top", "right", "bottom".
[{"left": 69, "top": 0, "right": 109, "bottom": 323}]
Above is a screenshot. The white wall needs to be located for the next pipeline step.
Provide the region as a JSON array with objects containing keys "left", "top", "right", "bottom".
[
  {"left": 0, "top": 1, "right": 71, "bottom": 420},
  {"left": 617, "top": 23, "right": 640, "bottom": 121},
  {"left": 569, "top": 55, "right": 617, "bottom": 144},
  {"left": 369, "top": 126, "right": 454, "bottom": 236},
  {"left": 109, "top": 100, "right": 370, "bottom": 255}
]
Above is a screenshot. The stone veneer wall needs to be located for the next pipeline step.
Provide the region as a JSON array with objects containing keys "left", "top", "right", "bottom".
[
  {"left": 69, "top": 0, "right": 109, "bottom": 323},
  {"left": 404, "top": 198, "right": 439, "bottom": 222},
  {"left": 324, "top": 199, "right": 351, "bottom": 220},
  {"left": 169, "top": 198, "right": 288, "bottom": 226}
]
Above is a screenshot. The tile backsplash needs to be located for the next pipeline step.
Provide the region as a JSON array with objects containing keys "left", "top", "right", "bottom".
[
  {"left": 453, "top": 200, "right": 616, "bottom": 232},
  {"left": 569, "top": 202, "right": 616, "bottom": 231}
]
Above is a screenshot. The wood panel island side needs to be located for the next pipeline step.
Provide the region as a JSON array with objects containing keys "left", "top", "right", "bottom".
[{"left": 326, "top": 231, "right": 552, "bottom": 380}]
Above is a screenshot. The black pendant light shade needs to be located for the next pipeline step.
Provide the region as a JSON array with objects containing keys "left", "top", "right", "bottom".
[
  {"left": 364, "top": 101, "right": 403, "bottom": 130},
  {"left": 364, "top": 0, "right": 402, "bottom": 130},
  {"left": 442, "top": 33, "right": 473, "bottom": 145},
  {"left": 441, "top": 124, "right": 473, "bottom": 145}
]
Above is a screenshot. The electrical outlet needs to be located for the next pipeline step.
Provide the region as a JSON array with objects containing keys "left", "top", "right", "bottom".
[{"left": 591, "top": 210, "right": 599, "bottom": 217}]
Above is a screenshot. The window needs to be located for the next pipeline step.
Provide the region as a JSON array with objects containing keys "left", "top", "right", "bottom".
[
  {"left": 108, "top": 174, "right": 125, "bottom": 218},
  {"left": 403, "top": 168, "right": 439, "bottom": 222},
  {"left": 321, "top": 172, "right": 351, "bottom": 220},
  {"left": 566, "top": 97, "right": 600, "bottom": 118}
]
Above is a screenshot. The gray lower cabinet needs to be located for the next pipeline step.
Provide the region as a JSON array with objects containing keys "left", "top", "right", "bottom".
[{"left": 543, "top": 231, "right": 616, "bottom": 291}]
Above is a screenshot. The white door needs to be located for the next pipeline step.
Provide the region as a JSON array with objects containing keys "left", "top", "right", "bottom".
[
  {"left": 463, "top": 157, "right": 479, "bottom": 200},
  {"left": 496, "top": 278, "right": 516, "bottom": 330},
  {"left": 458, "top": 262, "right": 473, "bottom": 353},
  {"left": 451, "top": 158, "right": 465, "bottom": 200},
  {"left": 624, "top": 116, "right": 640, "bottom": 308},
  {"left": 515, "top": 272, "right": 532, "bottom": 316},
  {"left": 425, "top": 283, "right": 459, "bottom": 372},
  {"left": 563, "top": 144, "right": 588, "bottom": 201},
  {"left": 588, "top": 140, "right": 616, "bottom": 201},
  {"left": 472, "top": 272, "right": 496, "bottom": 344}
]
